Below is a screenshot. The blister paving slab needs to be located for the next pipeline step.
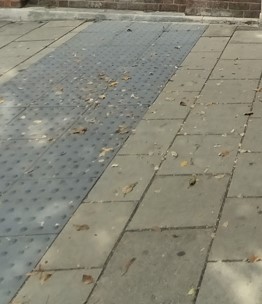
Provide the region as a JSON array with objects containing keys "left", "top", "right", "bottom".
[{"left": 0, "top": 21, "right": 206, "bottom": 304}]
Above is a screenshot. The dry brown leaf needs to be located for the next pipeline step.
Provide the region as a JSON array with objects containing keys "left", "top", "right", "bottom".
[
  {"left": 71, "top": 127, "right": 87, "bottom": 135},
  {"left": 99, "top": 147, "right": 113, "bottom": 157},
  {"left": 254, "top": 87, "right": 262, "bottom": 92},
  {"left": 54, "top": 84, "right": 64, "bottom": 95},
  {"left": 122, "top": 257, "right": 136, "bottom": 276},
  {"left": 218, "top": 150, "right": 230, "bottom": 157},
  {"left": 0, "top": 97, "right": 5, "bottom": 104},
  {"left": 247, "top": 255, "right": 262, "bottom": 263},
  {"left": 82, "top": 274, "right": 94, "bottom": 284},
  {"left": 122, "top": 75, "right": 131, "bottom": 81},
  {"left": 122, "top": 182, "right": 137, "bottom": 196},
  {"left": 116, "top": 125, "right": 130, "bottom": 134},
  {"left": 180, "top": 101, "right": 187, "bottom": 106},
  {"left": 180, "top": 160, "right": 188, "bottom": 167},
  {"left": 98, "top": 94, "right": 106, "bottom": 99},
  {"left": 109, "top": 81, "right": 118, "bottom": 87},
  {"left": 188, "top": 175, "right": 197, "bottom": 187},
  {"left": 73, "top": 224, "right": 90, "bottom": 231},
  {"left": 40, "top": 272, "right": 52, "bottom": 285}
]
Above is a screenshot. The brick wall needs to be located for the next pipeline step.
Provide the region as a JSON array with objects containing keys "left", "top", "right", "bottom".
[{"left": 0, "top": 0, "right": 261, "bottom": 18}]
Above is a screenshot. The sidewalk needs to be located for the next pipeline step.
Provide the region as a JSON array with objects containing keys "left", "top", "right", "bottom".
[{"left": 0, "top": 20, "right": 262, "bottom": 304}]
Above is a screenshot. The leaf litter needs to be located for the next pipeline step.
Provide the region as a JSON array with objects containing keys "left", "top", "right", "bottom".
[
  {"left": 73, "top": 224, "right": 90, "bottom": 231},
  {"left": 71, "top": 127, "right": 87, "bottom": 135},
  {"left": 82, "top": 274, "right": 94, "bottom": 284},
  {"left": 99, "top": 147, "right": 114, "bottom": 157},
  {"left": 246, "top": 255, "right": 262, "bottom": 263},
  {"left": 122, "top": 182, "right": 137, "bottom": 196},
  {"left": 122, "top": 257, "right": 136, "bottom": 276}
]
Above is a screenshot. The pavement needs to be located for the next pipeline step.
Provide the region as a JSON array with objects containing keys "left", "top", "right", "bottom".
[{"left": 0, "top": 19, "right": 262, "bottom": 304}]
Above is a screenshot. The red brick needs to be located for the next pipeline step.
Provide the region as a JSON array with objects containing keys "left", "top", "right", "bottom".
[
  {"left": 249, "top": 2, "right": 260, "bottom": 10},
  {"left": 173, "top": 0, "right": 186, "bottom": 4},
  {"left": 116, "top": 1, "right": 128, "bottom": 8}
]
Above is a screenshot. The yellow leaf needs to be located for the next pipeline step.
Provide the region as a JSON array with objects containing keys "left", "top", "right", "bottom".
[
  {"left": 180, "top": 160, "right": 188, "bottom": 167},
  {"left": 99, "top": 147, "right": 113, "bottom": 157},
  {"left": 188, "top": 288, "right": 196, "bottom": 296},
  {"left": 122, "top": 182, "right": 137, "bottom": 196}
]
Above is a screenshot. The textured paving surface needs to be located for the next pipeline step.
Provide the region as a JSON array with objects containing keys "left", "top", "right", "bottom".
[{"left": 0, "top": 21, "right": 205, "bottom": 304}]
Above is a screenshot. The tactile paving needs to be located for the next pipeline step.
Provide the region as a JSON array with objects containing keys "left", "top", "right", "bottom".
[{"left": 0, "top": 21, "right": 206, "bottom": 304}]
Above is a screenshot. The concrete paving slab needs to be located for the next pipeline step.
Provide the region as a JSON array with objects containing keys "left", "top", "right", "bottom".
[
  {"left": 144, "top": 91, "right": 198, "bottom": 120},
  {"left": 16, "top": 26, "right": 75, "bottom": 41},
  {"left": 210, "top": 60, "right": 262, "bottom": 79},
  {"left": 198, "top": 80, "right": 258, "bottom": 104},
  {"left": 0, "top": 41, "right": 52, "bottom": 58},
  {"left": 210, "top": 198, "right": 262, "bottom": 261},
  {"left": 168, "top": 69, "right": 210, "bottom": 92},
  {"left": 118, "top": 119, "right": 182, "bottom": 155},
  {"left": 0, "top": 35, "right": 20, "bottom": 48},
  {"left": 228, "top": 153, "right": 262, "bottom": 197},
  {"left": 196, "top": 262, "right": 262, "bottom": 304},
  {"left": 230, "top": 30, "right": 262, "bottom": 44},
  {"left": 86, "top": 155, "right": 160, "bottom": 202},
  {"left": 242, "top": 119, "right": 262, "bottom": 152},
  {"left": 252, "top": 92, "right": 262, "bottom": 117},
  {"left": 0, "top": 56, "right": 30, "bottom": 75},
  {"left": 221, "top": 44, "right": 262, "bottom": 59},
  {"left": 202, "top": 24, "right": 236, "bottom": 37},
  {"left": 13, "top": 269, "right": 101, "bottom": 304},
  {"left": 191, "top": 37, "right": 229, "bottom": 52},
  {"left": 182, "top": 104, "right": 249, "bottom": 135},
  {"left": 180, "top": 51, "right": 219, "bottom": 70},
  {"left": 39, "top": 202, "right": 135, "bottom": 269},
  {"left": 47, "top": 32, "right": 77, "bottom": 48},
  {"left": 88, "top": 230, "right": 211, "bottom": 304},
  {"left": 129, "top": 175, "right": 229, "bottom": 229},
  {"left": 158, "top": 135, "right": 240, "bottom": 175},
  {"left": 42, "top": 20, "right": 84, "bottom": 27},
  {"left": 0, "top": 22, "right": 43, "bottom": 36},
  {"left": 71, "top": 22, "right": 92, "bottom": 32}
]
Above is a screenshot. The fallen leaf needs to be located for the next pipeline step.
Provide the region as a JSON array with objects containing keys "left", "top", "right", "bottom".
[
  {"left": 111, "top": 163, "right": 119, "bottom": 168},
  {"left": 171, "top": 151, "right": 178, "bottom": 158},
  {"left": 180, "top": 101, "right": 187, "bottom": 106},
  {"left": 187, "top": 288, "right": 196, "bottom": 296},
  {"left": 122, "top": 257, "right": 136, "bottom": 276},
  {"left": 254, "top": 87, "right": 262, "bottom": 92},
  {"left": 109, "top": 81, "right": 118, "bottom": 87},
  {"left": 222, "top": 221, "right": 228, "bottom": 228},
  {"left": 188, "top": 175, "right": 197, "bottom": 187},
  {"left": 116, "top": 125, "right": 129, "bottom": 134},
  {"left": 122, "top": 182, "right": 137, "bottom": 196},
  {"left": 82, "top": 274, "right": 94, "bottom": 284},
  {"left": 99, "top": 147, "right": 113, "bottom": 157},
  {"left": 0, "top": 97, "right": 5, "bottom": 104},
  {"left": 244, "top": 112, "right": 253, "bottom": 116},
  {"left": 71, "top": 127, "right": 87, "bottom": 135},
  {"left": 53, "top": 84, "right": 64, "bottom": 95},
  {"left": 239, "top": 149, "right": 251, "bottom": 154},
  {"left": 247, "top": 255, "right": 262, "bottom": 263},
  {"left": 214, "top": 174, "right": 225, "bottom": 179},
  {"left": 122, "top": 75, "right": 131, "bottom": 81},
  {"left": 180, "top": 160, "right": 188, "bottom": 167},
  {"left": 218, "top": 150, "right": 230, "bottom": 157},
  {"left": 98, "top": 94, "right": 106, "bottom": 99},
  {"left": 40, "top": 272, "right": 52, "bottom": 285},
  {"left": 73, "top": 224, "right": 90, "bottom": 231}
]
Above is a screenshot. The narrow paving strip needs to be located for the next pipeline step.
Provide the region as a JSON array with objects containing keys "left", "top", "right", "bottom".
[
  {"left": 11, "top": 24, "right": 262, "bottom": 304},
  {"left": 0, "top": 21, "right": 206, "bottom": 303}
]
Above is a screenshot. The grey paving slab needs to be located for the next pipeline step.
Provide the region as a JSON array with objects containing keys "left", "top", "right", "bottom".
[
  {"left": 0, "top": 41, "right": 52, "bottom": 58},
  {"left": 210, "top": 198, "right": 262, "bottom": 261},
  {"left": 198, "top": 79, "right": 258, "bottom": 104},
  {"left": 144, "top": 91, "right": 198, "bottom": 120},
  {"left": 86, "top": 155, "right": 160, "bottom": 202},
  {"left": 42, "top": 20, "right": 84, "bottom": 28},
  {"left": 228, "top": 153, "right": 262, "bottom": 197},
  {"left": 202, "top": 25, "right": 236, "bottom": 37},
  {"left": 242, "top": 119, "right": 262, "bottom": 152},
  {"left": 0, "top": 235, "right": 55, "bottom": 304},
  {"left": 0, "top": 56, "right": 29, "bottom": 75},
  {"left": 0, "top": 35, "right": 20, "bottom": 49},
  {"left": 88, "top": 230, "right": 211, "bottom": 304},
  {"left": 252, "top": 92, "right": 262, "bottom": 117},
  {"left": 168, "top": 69, "right": 210, "bottom": 92},
  {"left": 0, "top": 139, "right": 49, "bottom": 180},
  {"left": 0, "top": 107, "right": 25, "bottom": 126},
  {"left": 210, "top": 60, "right": 262, "bottom": 79},
  {"left": 182, "top": 104, "right": 249, "bottom": 135},
  {"left": 40, "top": 201, "right": 135, "bottom": 269},
  {"left": 180, "top": 51, "right": 220, "bottom": 70},
  {"left": 222, "top": 44, "right": 262, "bottom": 60},
  {"left": 158, "top": 135, "right": 240, "bottom": 175},
  {"left": 17, "top": 26, "right": 75, "bottom": 41},
  {"left": 196, "top": 262, "right": 262, "bottom": 304},
  {"left": 230, "top": 30, "right": 262, "bottom": 44},
  {"left": 191, "top": 37, "right": 229, "bottom": 52},
  {"left": 129, "top": 175, "right": 228, "bottom": 229},
  {"left": 118, "top": 119, "right": 182, "bottom": 155},
  {"left": 0, "top": 176, "right": 94, "bottom": 236},
  {"left": 0, "top": 106, "right": 84, "bottom": 139},
  {"left": 13, "top": 268, "right": 101, "bottom": 304},
  {"left": 0, "top": 22, "right": 43, "bottom": 36}
]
